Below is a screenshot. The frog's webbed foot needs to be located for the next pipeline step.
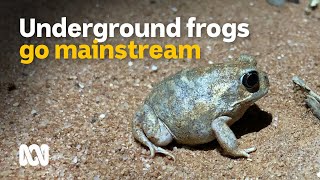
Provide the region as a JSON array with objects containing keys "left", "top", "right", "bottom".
[
  {"left": 132, "top": 104, "right": 175, "bottom": 160},
  {"left": 235, "top": 147, "right": 257, "bottom": 158},
  {"left": 244, "top": 147, "right": 256, "bottom": 154},
  {"left": 211, "top": 116, "right": 256, "bottom": 158},
  {"left": 135, "top": 129, "right": 175, "bottom": 161},
  {"left": 149, "top": 145, "right": 175, "bottom": 161}
]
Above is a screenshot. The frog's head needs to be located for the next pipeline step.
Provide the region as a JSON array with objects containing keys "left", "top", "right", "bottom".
[{"left": 230, "top": 54, "right": 269, "bottom": 107}]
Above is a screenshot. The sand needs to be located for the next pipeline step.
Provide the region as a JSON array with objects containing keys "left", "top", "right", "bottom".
[{"left": 0, "top": 0, "right": 319, "bottom": 179}]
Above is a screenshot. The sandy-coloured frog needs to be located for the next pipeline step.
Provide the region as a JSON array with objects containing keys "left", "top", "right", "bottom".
[{"left": 132, "top": 55, "right": 269, "bottom": 160}]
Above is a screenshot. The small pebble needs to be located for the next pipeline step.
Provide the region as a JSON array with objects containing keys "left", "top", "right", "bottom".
[
  {"left": 151, "top": 65, "right": 158, "bottom": 72},
  {"left": 71, "top": 156, "right": 78, "bottom": 164},
  {"left": 77, "top": 82, "right": 85, "bottom": 89},
  {"left": 272, "top": 115, "right": 279, "bottom": 127},
  {"left": 95, "top": 96, "right": 100, "bottom": 103},
  {"left": 99, "top": 114, "right": 106, "bottom": 120},
  {"left": 143, "top": 163, "right": 151, "bottom": 171},
  {"left": 227, "top": 163, "right": 234, "bottom": 169},
  {"left": 147, "top": 84, "right": 153, "bottom": 89},
  {"left": 133, "top": 79, "right": 140, "bottom": 87},
  {"left": 171, "top": 7, "right": 178, "bottom": 12},
  {"left": 67, "top": 76, "right": 77, "bottom": 80},
  {"left": 317, "top": 171, "right": 320, "bottom": 178},
  {"left": 208, "top": 61, "right": 214, "bottom": 65},
  {"left": 13, "top": 102, "right": 19, "bottom": 107},
  {"left": 128, "top": 61, "right": 133, "bottom": 67},
  {"left": 31, "top": 109, "right": 38, "bottom": 116}
]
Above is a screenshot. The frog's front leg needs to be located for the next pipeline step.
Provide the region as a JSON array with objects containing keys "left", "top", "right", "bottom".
[
  {"left": 132, "top": 104, "right": 175, "bottom": 160},
  {"left": 211, "top": 116, "right": 256, "bottom": 158}
]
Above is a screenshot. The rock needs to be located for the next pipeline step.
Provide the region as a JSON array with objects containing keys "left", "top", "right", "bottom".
[
  {"left": 76, "top": 82, "right": 85, "bottom": 89},
  {"left": 99, "top": 114, "right": 106, "bottom": 120},
  {"left": 31, "top": 109, "right": 38, "bottom": 116},
  {"left": 67, "top": 76, "right": 77, "bottom": 80},
  {"left": 309, "top": 0, "right": 320, "bottom": 7},
  {"left": 128, "top": 61, "right": 133, "bottom": 67},
  {"left": 147, "top": 84, "right": 153, "bottom": 89},
  {"left": 272, "top": 115, "right": 279, "bottom": 127},
  {"left": 95, "top": 96, "right": 100, "bottom": 103},
  {"left": 151, "top": 65, "right": 158, "bottom": 72},
  {"left": 13, "top": 102, "right": 19, "bottom": 107},
  {"left": 227, "top": 163, "right": 234, "bottom": 169},
  {"left": 170, "top": 7, "right": 177, "bottom": 13},
  {"left": 143, "top": 163, "right": 151, "bottom": 171},
  {"left": 71, "top": 156, "right": 78, "bottom": 164}
]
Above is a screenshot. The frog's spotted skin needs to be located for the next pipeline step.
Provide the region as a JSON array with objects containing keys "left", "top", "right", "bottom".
[{"left": 132, "top": 55, "right": 269, "bottom": 160}]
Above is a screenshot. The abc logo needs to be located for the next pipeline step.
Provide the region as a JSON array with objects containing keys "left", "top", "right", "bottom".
[{"left": 19, "top": 144, "right": 49, "bottom": 166}]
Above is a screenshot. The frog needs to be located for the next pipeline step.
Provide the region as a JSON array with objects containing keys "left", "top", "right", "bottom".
[{"left": 132, "top": 54, "right": 269, "bottom": 160}]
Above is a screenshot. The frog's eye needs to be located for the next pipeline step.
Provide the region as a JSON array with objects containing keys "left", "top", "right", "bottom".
[{"left": 241, "top": 71, "right": 259, "bottom": 93}]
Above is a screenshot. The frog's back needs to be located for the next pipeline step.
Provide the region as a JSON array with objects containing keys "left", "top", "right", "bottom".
[{"left": 145, "top": 64, "right": 241, "bottom": 144}]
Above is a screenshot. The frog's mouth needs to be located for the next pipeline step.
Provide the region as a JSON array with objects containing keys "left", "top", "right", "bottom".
[{"left": 232, "top": 71, "right": 269, "bottom": 107}]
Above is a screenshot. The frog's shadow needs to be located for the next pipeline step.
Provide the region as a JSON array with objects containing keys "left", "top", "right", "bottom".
[{"left": 167, "top": 104, "right": 272, "bottom": 153}]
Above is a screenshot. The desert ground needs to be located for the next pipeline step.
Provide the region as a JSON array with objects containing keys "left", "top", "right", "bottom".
[{"left": 0, "top": 0, "right": 320, "bottom": 179}]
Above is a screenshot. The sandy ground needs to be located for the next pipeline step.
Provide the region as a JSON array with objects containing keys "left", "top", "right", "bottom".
[{"left": 0, "top": 0, "right": 320, "bottom": 179}]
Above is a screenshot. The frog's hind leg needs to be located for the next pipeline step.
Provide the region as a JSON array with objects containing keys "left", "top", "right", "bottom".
[{"left": 132, "top": 105, "right": 175, "bottom": 160}]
